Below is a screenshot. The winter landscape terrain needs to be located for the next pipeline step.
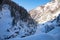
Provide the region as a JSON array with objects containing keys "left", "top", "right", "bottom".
[{"left": 0, "top": 0, "right": 60, "bottom": 40}]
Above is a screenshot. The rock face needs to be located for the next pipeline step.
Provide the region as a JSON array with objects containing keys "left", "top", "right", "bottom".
[
  {"left": 0, "top": 0, "right": 37, "bottom": 40},
  {"left": 29, "top": 0, "right": 60, "bottom": 24}
]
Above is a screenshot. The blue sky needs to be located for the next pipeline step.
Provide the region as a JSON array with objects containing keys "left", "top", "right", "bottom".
[{"left": 12, "top": 0, "right": 51, "bottom": 11}]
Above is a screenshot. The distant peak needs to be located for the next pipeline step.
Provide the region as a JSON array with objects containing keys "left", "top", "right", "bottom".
[{"left": 29, "top": 0, "right": 60, "bottom": 24}]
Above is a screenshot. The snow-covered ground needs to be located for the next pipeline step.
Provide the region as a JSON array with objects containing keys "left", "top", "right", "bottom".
[
  {"left": 48, "top": 27, "right": 60, "bottom": 40},
  {"left": 9, "top": 33, "right": 55, "bottom": 40},
  {"left": 9, "top": 27, "right": 60, "bottom": 40}
]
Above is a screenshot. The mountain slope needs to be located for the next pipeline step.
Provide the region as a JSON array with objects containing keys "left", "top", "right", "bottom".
[
  {"left": 29, "top": 0, "right": 60, "bottom": 24},
  {"left": 0, "top": 0, "right": 60, "bottom": 40},
  {"left": 0, "top": 0, "right": 37, "bottom": 40}
]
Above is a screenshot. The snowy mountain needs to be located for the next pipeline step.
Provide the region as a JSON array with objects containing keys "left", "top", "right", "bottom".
[
  {"left": 28, "top": 0, "right": 60, "bottom": 40},
  {"left": 0, "top": 0, "right": 37, "bottom": 40},
  {"left": 0, "top": 0, "right": 60, "bottom": 40},
  {"left": 29, "top": 0, "right": 60, "bottom": 24}
]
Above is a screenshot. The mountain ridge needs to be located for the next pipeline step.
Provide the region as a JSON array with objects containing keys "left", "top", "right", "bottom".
[{"left": 29, "top": 0, "right": 60, "bottom": 24}]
